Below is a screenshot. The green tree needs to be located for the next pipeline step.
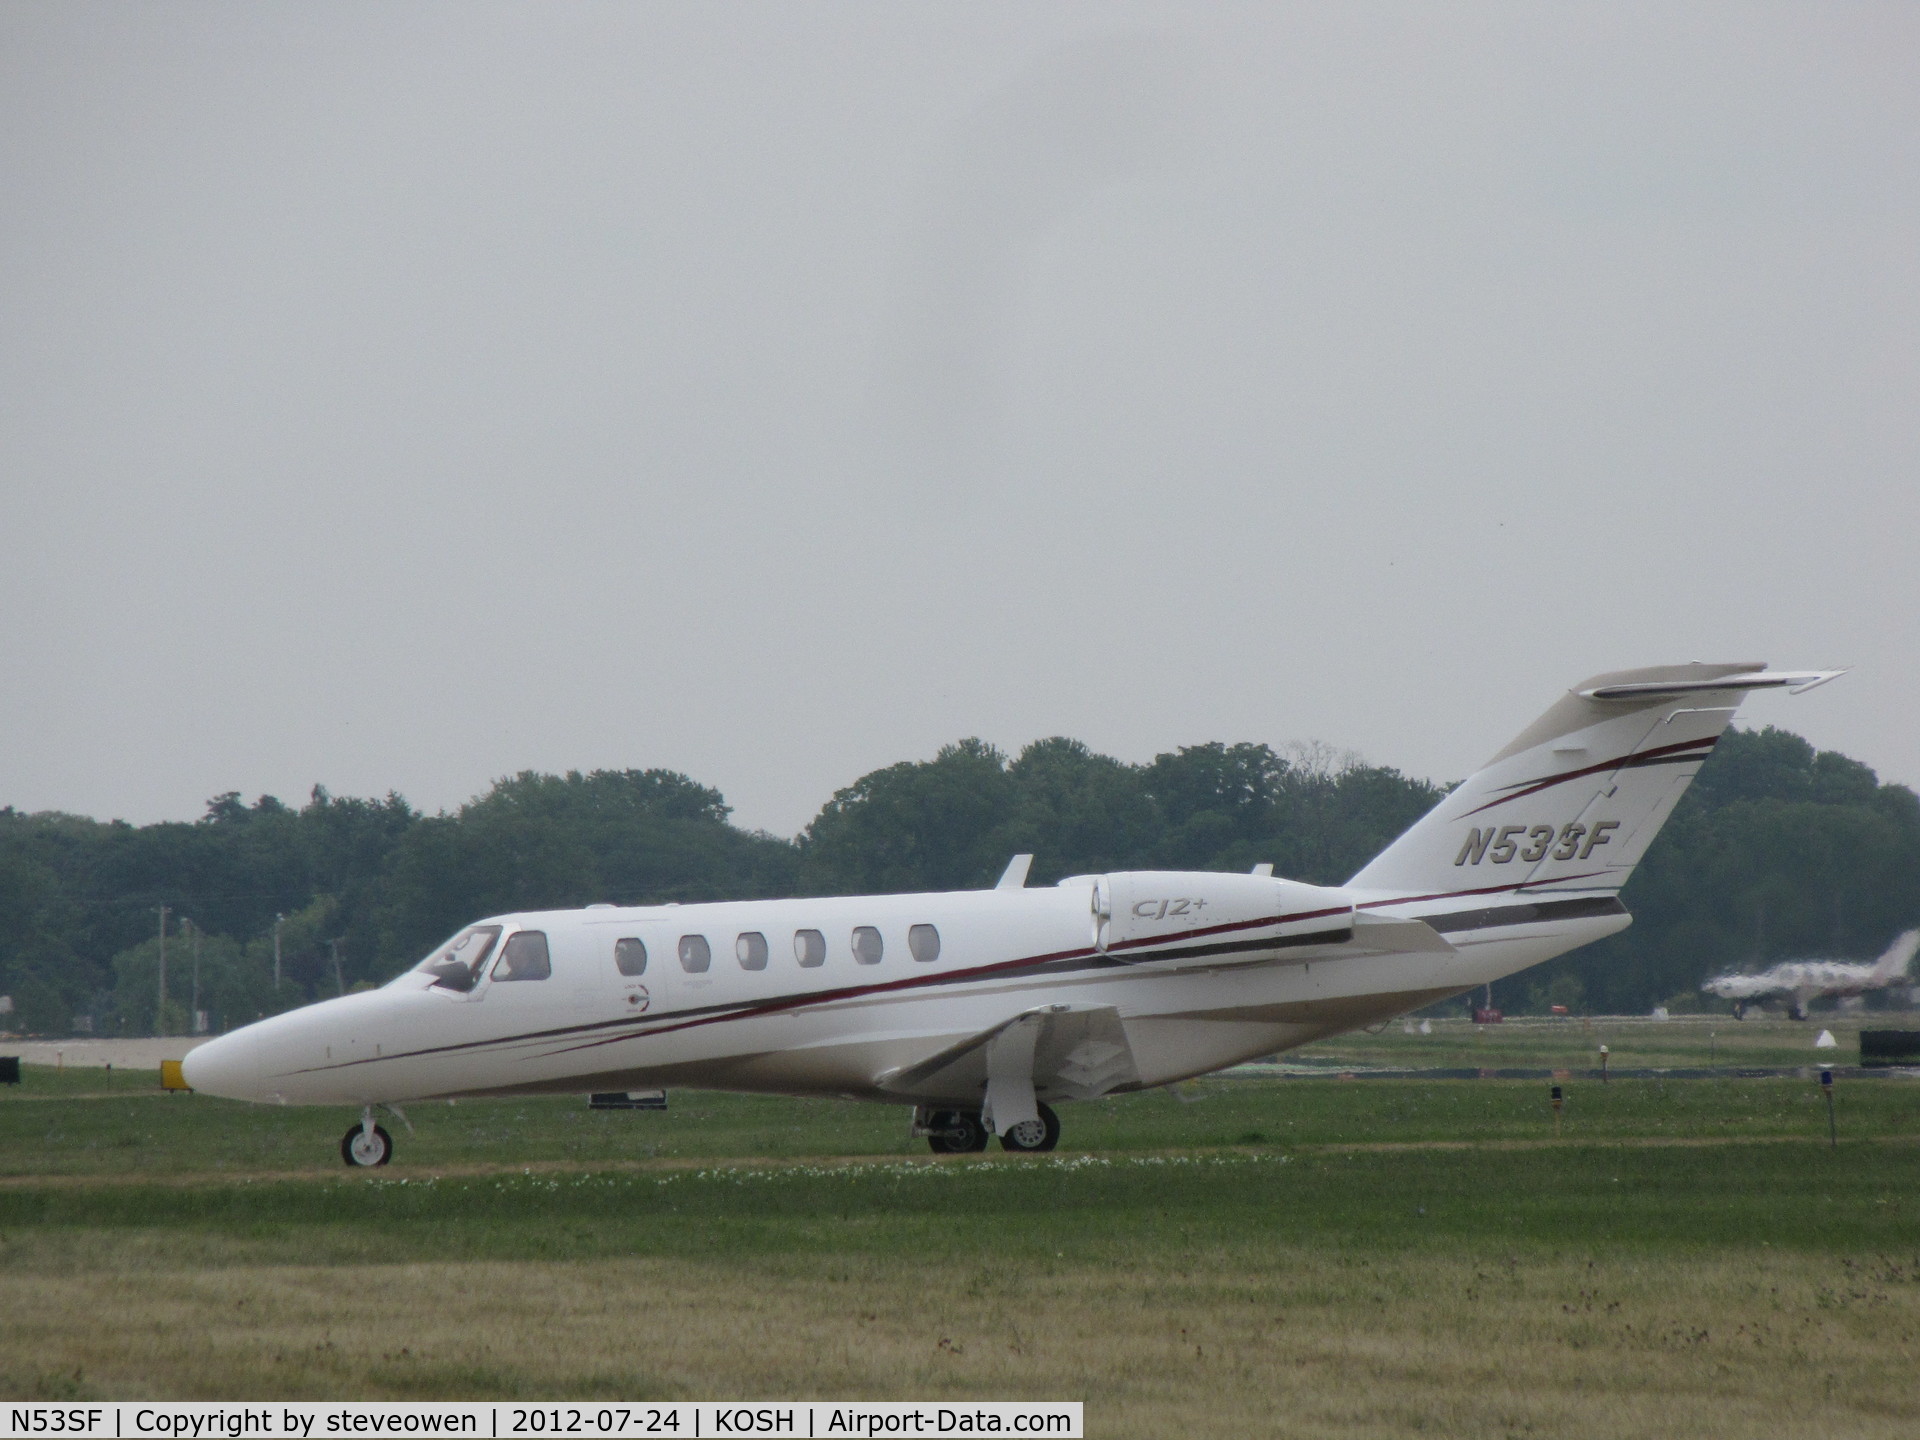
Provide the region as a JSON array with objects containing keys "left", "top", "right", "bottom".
[
  {"left": 1144, "top": 741, "right": 1288, "bottom": 870},
  {"left": 800, "top": 740, "right": 1016, "bottom": 894},
  {"left": 374, "top": 769, "right": 798, "bottom": 975},
  {"left": 1001, "top": 738, "right": 1161, "bottom": 883}
]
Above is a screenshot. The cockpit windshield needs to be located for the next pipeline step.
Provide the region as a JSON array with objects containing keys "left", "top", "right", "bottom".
[{"left": 410, "top": 925, "right": 504, "bottom": 992}]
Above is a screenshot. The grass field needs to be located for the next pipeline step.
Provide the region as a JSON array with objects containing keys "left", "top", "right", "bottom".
[
  {"left": 1284, "top": 1008, "right": 1919, "bottom": 1072},
  {"left": 3, "top": 1021, "right": 1919, "bottom": 1438}
]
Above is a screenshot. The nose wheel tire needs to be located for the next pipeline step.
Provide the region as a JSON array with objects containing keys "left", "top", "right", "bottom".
[
  {"left": 998, "top": 1102, "right": 1060, "bottom": 1153},
  {"left": 925, "top": 1110, "right": 990, "bottom": 1154},
  {"left": 341, "top": 1122, "right": 393, "bottom": 1167}
]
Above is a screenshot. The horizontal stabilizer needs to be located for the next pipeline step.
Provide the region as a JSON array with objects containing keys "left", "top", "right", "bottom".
[
  {"left": 1349, "top": 913, "right": 1455, "bottom": 955},
  {"left": 1580, "top": 669, "right": 1845, "bottom": 700}
]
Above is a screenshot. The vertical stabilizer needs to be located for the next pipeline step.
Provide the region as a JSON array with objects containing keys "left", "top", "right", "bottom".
[
  {"left": 1871, "top": 929, "right": 1920, "bottom": 984},
  {"left": 1348, "top": 664, "right": 1841, "bottom": 898}
]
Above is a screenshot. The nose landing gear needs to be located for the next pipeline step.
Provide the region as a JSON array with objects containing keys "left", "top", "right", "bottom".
[{"left": 341, "top": 1107, "right": 394, "bottom": 1167}]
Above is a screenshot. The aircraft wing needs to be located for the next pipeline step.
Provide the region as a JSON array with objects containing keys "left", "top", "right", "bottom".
[
  {"left": 877, "top": 917, "right": 1450, "bottom": 1126},
  {"left": 877, "top": 1003, "right": 1142, "bottom": 1107}
]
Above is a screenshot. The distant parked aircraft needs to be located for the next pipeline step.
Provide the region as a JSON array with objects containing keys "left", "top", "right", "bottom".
[
  {"left": 1702, "top": 929, "right": 1920, "bottom": 1020},
  {"left": 185, "top": 663, "right": 1840, "bottom": 1165}
]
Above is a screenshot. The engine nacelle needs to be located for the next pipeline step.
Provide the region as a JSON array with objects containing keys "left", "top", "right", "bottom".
[{"left": 1094, "top": 871, "right": 1355, "bottom": 962}]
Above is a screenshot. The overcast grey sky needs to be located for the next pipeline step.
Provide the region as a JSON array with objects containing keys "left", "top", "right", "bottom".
[{"left": 3, "top": 2, "right": 1915, "bottom": 837}]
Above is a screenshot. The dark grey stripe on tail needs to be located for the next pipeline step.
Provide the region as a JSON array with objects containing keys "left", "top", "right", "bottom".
[{"left": 1423, "top": 895, "right": 1627, "bottom": 935}]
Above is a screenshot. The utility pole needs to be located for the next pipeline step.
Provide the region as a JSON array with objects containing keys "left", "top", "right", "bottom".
[
  {"left": 329, "top": 937, "right": 345, "bottom": 997},
  {"left": 156, "top": 905, "right": 169, "bottom": 1037},
  {"left": 273, "top": 912, "right": 285, "bottom": 990},
  {"left": 189, "top": 918, "right": 202, "bottom": 1033}
]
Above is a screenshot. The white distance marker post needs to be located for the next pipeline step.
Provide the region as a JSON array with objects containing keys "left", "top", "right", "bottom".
[{"left": 1821, "top": 1068, "right": 1837, "bottom": 1149}]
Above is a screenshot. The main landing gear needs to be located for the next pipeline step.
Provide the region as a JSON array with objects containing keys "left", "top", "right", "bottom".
[
  {"left": 998, "top": 1104, "right": 1061, "bottom": 1153},
  {"left": 924, "top": 1110, "right": 988, "bottom": 1153},
  {"left": 918, "top": 1103, "right": 1060, "bottom": 1154},
  {"left": 341, "top": 1106, "right": 394, "bottom": 1167}
]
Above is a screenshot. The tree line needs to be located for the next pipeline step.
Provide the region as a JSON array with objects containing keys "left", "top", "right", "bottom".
[{"left": 1, "top": 726, "right": 1915, "bottom": 1034}]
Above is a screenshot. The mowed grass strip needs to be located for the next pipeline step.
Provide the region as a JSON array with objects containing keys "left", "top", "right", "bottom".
[
  {"left": 7, "top": 1071, "right": 1919, "bottom": 1176},
  {"left": 0, "top": 1144, "right": 1916, "bottom": 1258},
  {"left": 3, "top": 1245, "right": 1918, "bottom": 1438}
]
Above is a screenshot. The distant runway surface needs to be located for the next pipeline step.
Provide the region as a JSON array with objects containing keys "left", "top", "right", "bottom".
[{"left": 5, "top": 1037, "right": 208, "bottom": 1069}]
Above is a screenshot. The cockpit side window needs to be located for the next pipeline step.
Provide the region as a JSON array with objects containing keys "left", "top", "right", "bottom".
[
  {"left": 417, "top": 925, "right": 503, "bottom": 992},
  {"left": 493, "top": 930, "right": 552, "bottom": 982}
]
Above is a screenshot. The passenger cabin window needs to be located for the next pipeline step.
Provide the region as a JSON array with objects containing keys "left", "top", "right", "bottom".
[
  {"left": 852, "top": 926, "right": 884, "bottom": 965},
  {"left": 678, "top": 934, "right": 712, "bottom": 973},
  {"left": 614, "top": 937, "right": 648, "bottom": 976},
  {"left": 736, "top": 931, "right": 769, "bottom": 970},
  {"left": 418, "top": 924, "right": 502, "bottom": 992},
  {"left": 794, "top": 929, "right": 827, "bottom": 968},
  {"left": 908, "top": 924, "right": 941, "bottom": 962},
  {"left": 493, "top": 930, "right": 551, "bottom": 982}
]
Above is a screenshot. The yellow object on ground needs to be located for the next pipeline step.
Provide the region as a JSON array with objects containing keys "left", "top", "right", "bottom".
[{"left": 159, "top": 1059, "right": 190, "bottom": 1091}]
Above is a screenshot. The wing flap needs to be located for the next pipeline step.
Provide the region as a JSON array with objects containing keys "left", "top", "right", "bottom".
[{"left": 877, "top": 1003, "right": 1142, "bottom": 1107}]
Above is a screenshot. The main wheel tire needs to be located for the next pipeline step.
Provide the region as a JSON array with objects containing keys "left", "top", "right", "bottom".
[
  {"left": 926, "top": 1110, "right": 989, "bottom": 1154},
  {"left": 341, "top": 1122, "right": 393, "bottom": 1167},
  {"left": 999, "top": 1102, "right": 1060, "bottom": 1153}
]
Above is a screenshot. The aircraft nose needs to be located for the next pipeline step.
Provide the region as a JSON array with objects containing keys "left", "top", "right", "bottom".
[{"left": 181, "top": 1028, "right": 272, "bottom": 1101}]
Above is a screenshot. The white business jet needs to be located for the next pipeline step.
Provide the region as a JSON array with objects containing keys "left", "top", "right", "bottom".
[{"left": 184, "top": 663, "right": 1840, "bottom": 1165}]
